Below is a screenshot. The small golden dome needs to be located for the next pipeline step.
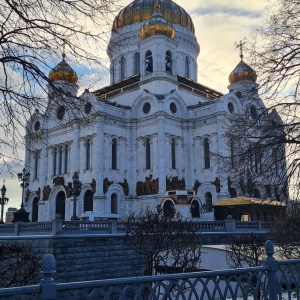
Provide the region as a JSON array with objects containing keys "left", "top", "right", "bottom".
[
  {"left": 112, "top": 0, "right": 194, "bottom": 34},
  {"left": 48, "top": 55, "right": 78, "bottom": 84},
  {"left": 140, "top": 11, "right": 176, "bottom": 40},
  {"left": 229, "top": 55, "right": 257, "bottom": 84}
]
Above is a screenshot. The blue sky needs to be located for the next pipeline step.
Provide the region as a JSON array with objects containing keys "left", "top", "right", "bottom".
[{"left": 1, "top": 0, "right": 268, "bottom": 211}]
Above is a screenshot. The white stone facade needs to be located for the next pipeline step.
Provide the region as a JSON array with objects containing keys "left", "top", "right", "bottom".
[{"left": 23, "top": 1, "right": 286, "bottom": 222}]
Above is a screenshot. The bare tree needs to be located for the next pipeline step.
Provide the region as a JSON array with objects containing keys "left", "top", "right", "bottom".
[
  {"left": 225, "top": 234, "right": 266, "bottom": 268},
  {"left": 270, "top": 201, "right": 300, "bottom": 259},
  {"left": 0, "top": 0, "right": 120, "bottom": 173},
  {"left": 0, "top": 241, "right": 41, "bottom": 288},
  {"left": 226, "top": 0, "right": 300, "bottom": 200},
  {"left": 123, "top": 209, "right": 202, "bottom": 277}
]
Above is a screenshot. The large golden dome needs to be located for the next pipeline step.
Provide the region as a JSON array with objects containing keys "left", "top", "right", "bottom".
[
  {"left": 48, "top": 55, "right": 78, "bottom": 84},
  {"left": 140, "top": 11, "right": 176, "bottom": 40},
  {"left": 229, "top": 55, "right": 257, "bottom": 84},
  {"left": 112, "top": 0, "right": 194, "bottom": 34}
]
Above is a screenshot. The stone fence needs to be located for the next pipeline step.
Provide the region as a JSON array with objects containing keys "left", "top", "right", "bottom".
[{"left": 0, "top": 217, "right": 270, "bottom": 236}]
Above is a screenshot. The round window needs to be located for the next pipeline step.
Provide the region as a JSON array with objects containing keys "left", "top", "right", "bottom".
[
  {"left": 170, "top": 102, "right": 177, "bottom": 113},
  {"left": 250, "top": 105, "right": 258, "bottom": 119},
  {"left": 57, "top": 106, "right": 65, "bottom": 120},
  {"left": 143, "top": 102, "right": 151, "bottom": 114},
  {"left": 228, "top": 102, "right": 234, "bottom": 113},
  {"left": 34, "top": 121, "right": 40, "bottom": 131},
  {"left": 85, "top": 102, "right": 92, "bottom": 114}
]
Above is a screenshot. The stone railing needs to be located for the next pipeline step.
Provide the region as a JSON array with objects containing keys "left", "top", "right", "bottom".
[
  {"left": 0, "top": 216, "right": 270, "bottom": 236},
  {"left": 0, "top": 240, "right": 299, "bottom": 300}
]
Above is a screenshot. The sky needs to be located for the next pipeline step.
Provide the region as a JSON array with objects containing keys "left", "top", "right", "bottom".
[{"left": 1, "top": 0, "right": 268, "bottom": 213}]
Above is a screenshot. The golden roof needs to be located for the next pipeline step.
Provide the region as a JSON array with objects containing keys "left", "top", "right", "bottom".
[
  {"left": 112, "top": 0, "right": 194, "bottom": 34},
  {"left": 140, "top": 11, "right": 175, "bottom": 40},
  {"left": 213, "top": 197, "right": 286, "bottom": 207},
  {"left": 228, "top": 55, "right": 257, "bottom": 85},
  {"left": 48, "top": 55, "right": 78, "bottom": 84}
]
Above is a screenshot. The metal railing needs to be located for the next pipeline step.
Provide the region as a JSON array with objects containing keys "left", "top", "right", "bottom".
[
  {"left": 0, "top": 218, "right": 269, "bottom": 236},
  {"left": 0, "top": 240, "right": 299, "bottom": 299}
]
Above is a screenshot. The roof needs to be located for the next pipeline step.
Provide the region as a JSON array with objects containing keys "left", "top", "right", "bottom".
[{"left": 213, "top": 197, "right": 286, "bottom": 207}]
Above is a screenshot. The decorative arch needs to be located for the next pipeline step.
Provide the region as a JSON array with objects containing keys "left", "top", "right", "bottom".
[
  {"left": 134, "top": 52, "right": 140, "bottom": 75},
  {"left": 203, "top": 137, "right": 210, "bottom": 169},
  {"left": 191, "top": 199, "right": 200, "bottom": 218},
  {"left": 56, "top": 190, "right": 66, "bottom": 220},
  {"left": 165, "top": 50, "right": 172, "bottom": 74},
  {"left": 106, "top": 184, "right": 125, "bottom": 215},
  {"left": 48, "top": 186, "right": 66, "bottom": 220},
  {"left": 198, "top": 183, "right": 216, "bottom": 213},
  {"left": 145, "top": 50, "right": 153, "bottom": 74},
  {"left": 162, "top": 199, "right": 175, "bottom": 218}
]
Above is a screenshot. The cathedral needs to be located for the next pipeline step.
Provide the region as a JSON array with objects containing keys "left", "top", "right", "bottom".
[{"left": 24, "top": 0, "right": 286, "bottom": 222}]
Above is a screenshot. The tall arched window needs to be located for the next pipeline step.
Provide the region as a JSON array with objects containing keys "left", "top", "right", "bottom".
[
  {"left": 134, "top": 52, "right": 140, "bottom": 74},
  {"left": 204, "top": 138, "right": 210, "bottom": 169},
  {"left": 53, "top": 147, "right": 57, "bottom": 176},
  {"left": 86, "top": 139, "right": 91, "bottom": 170},
  {"left": 166, "top": 50, "right": 172, "bottom": 74},
  {"left": 111, "top": 193, "right": 118, "bottom": 214},
  {"left": 84, "top": 190, "right": 93, "bottom": 212},
  {"left": 111, "top": 62, "right": 115, "bottom": 83},
  {"left": 112, "top": 139, "right": 117, "bottom": 170},
  {"left": 191, "top": 200, "right": 200, "bottom": 218},
  {"left": 185, "top": 57, "right": 190, "bottom": 78},
  {"left": 34, "top": 152, "right": 39, "bottom": 180},
  {"left": 120, "top": 56, "right": 125, "bottom": 79},
  {"left": 145, "top": 50, "right": 153, "bottom": 74},
  {"left": 32, "top": 197, "right": 39, "bottom": 222},
  {"left": 64, "top": 145, "right": 69, "bottom": 174},
  {"left": 59, "top": 146, "right": 63, "bottom": 175},
  {"left": 171, "top": 138, "right": 176, "bottom": 169},
  {"left": 205, "top": 192, "right": 212, "bottom": 212},
  {"left": 56, "top": 191, "right": 66, "bottom": 220},
  {"left": 145, "top": 138, "right": 151, "bottom": 169}
]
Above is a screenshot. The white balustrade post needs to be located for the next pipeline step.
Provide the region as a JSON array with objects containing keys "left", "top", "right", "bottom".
[
  {"left": 263, "top": 240, "right": 278, "bottom": 299},
  {"left": 40, "top": 254, "right": 57, "bottom": 300}
]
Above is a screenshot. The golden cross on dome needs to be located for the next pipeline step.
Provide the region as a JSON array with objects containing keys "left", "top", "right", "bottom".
[
  {"left": 238, "top": 40, "right": 245, "bottom": 60},
  {"left": 155, "top": 0, "right": 160, "bottom": 12},
  {"left": 62, "top": 41, "right": 66, "bottom": 59}
]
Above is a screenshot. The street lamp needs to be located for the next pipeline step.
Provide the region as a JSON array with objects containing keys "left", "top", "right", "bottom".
[
  {"left": 12, "top": 168, "right": 30, "bottom": 223},
  {"left": 0, "top": 181, "right": 9, "bottom": 224},
  {"left": 71, "top": 171, "right": 81, "bottom": 221}
]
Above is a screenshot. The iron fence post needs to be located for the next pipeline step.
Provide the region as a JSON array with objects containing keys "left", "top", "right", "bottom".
[
  {"left": 40, "top": 254, "right": 57, "bottom": 300},
  {"left": 264, "top": 240, "right": 278, "bottom": 300}
]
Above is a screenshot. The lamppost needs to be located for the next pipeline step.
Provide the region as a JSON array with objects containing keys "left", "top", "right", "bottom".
[
  {"left": 12, "top": 168, "right": 30, "bottom": 223},
  {"left": 71, "top": 171, "right": 81, "bottom": 221},
  {"left": 0, "top": 181, "right": 9, "bottom": 224}
]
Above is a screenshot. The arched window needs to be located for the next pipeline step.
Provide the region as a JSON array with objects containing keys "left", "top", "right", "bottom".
[
  {"left": 120, "top": 56, "right": 125, "bottom": 79},
  {"left": 191, "top": 200, "right": 200, "bottom": 218},
  {"left": 145, "top": 138, "right": 151, "bottom": 169},
  {"left": 84, "top": 190, "right": 93, "bottom": 212},
  {"left": 111, "top": 62, "right": 115, "bottom": 83},
  {"left": 64, "top": 145, "right": 69, "bottom": 174},
  {"left": 230, "top": 188, "right": 237, "bottom": 198},
  {"left": 171, "top": 138, "right": 176, "bottom": 169},
  {"left": 253, "top": 188, "right": 261, "bottom": 199},
  {"left": 165, "top": 50, "right": 172, "bottom": 74},
  {"left": 204, "top": 138, "right": 210, "bottom": 169},
  {"left": 56, "top": 191, "right": 66, "bottom": 220},
  {"left": 230, "top": 138, "right": 235, "bottom": 168},
  {"left": 112, "top": 138, "right": 117, "bottom": 170},
  {"left": 185, "top": 57, "right": 190, "bottom": 78},
  {"left": 53, "top": 147, "right": 57, "bottom": 176},
  {"left": 145, "top": 50, "right": 153, "bottom": 74},
  {"left": 34, "top": 152, "right": 39, "bottom": 180},
  {"left": 59, "top": 146, "right": 63, "bottom": 175},
  {"left": 111, "top": 193, "right": 118, "bottom": 214},
  {"left": 163, "top": 200, "right": 174, "bottom": 218},
  {"left": 205, "top": 192, "right": 212, "bottom": 212},
  {"left": 86, "top": 139, "right": 91, "bottom": 170},
  {"left": 134, "top": 52, "right": 140, "bottom": 74},
  {"left": 32, "top": 197, "right": 39, "bottom": 222}
]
